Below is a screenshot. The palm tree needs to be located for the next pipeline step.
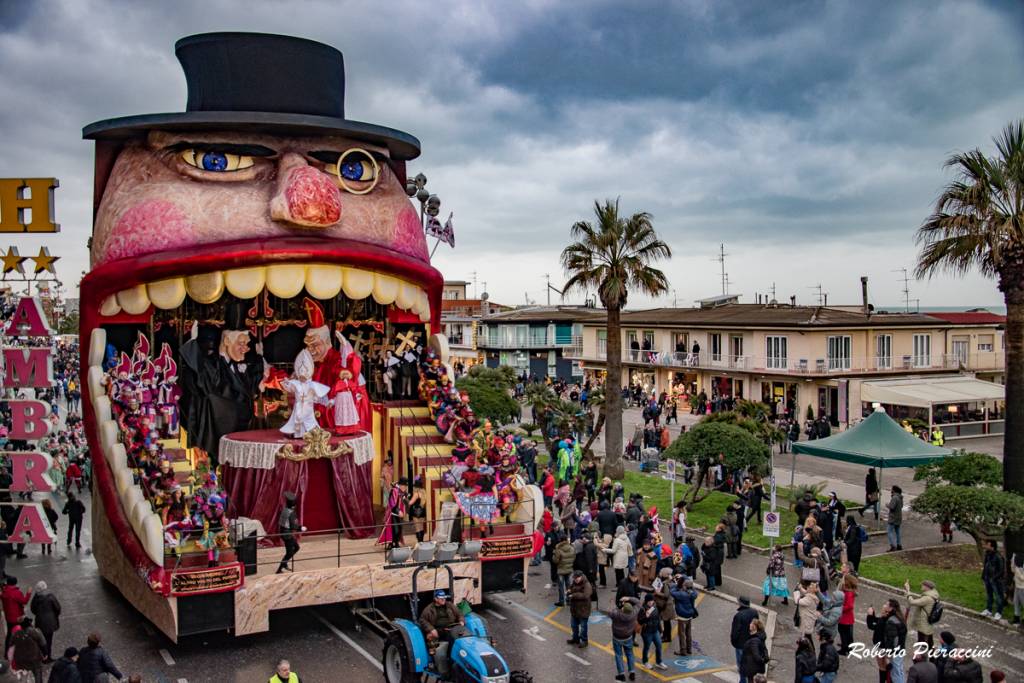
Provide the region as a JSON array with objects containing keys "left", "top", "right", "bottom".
[
  {"left": 915, "top": 119, "right": 1024, "bottom": 557},
  {"left": 561, "top": 199, "right": 672, "bottom": 478}
]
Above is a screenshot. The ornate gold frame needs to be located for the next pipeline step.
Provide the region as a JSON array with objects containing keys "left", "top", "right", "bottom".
[{"left": 275, "top": 427, "right": 354, "bottom": 462}]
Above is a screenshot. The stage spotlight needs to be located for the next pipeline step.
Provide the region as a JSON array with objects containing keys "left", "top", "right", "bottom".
[
  {"left": 459, "top": 540, "right": 482, "bottom": 560},
  {"left": 412, "top": 542, "right": 436, "bottom": 563},
  {"left": 435, "top": 542, "right": 458, "bottom": 562},
  {"left": 387, "top": 546, "right": 412, "bottom": 564}
]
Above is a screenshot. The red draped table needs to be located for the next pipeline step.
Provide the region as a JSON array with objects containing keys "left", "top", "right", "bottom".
[{"left": 219, "top": 429, "right": 375, "bottom": 538}]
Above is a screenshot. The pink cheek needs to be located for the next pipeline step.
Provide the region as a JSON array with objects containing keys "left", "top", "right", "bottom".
[
  {"left": 106, "top": 200, "right": 195, "bottom": 262},
  {"left": 392, "top": 207, "right": 428, "bottom": 258},
  {"left": 284, "top": 166, "right": 342, "bottom": 225}
]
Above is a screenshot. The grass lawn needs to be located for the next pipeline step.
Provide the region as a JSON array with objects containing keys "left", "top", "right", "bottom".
[
  {"left": 622, "top": 470, "right": 800, "bottom": 548},
  {"left": 859, "top": 546, "right": 996, "bottom": 615}
]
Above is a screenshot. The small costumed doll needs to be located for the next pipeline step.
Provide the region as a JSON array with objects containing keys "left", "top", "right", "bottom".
[
  {"left": 280, "top": 350, "right": 330, "bottom": 438},
  {"left": 329, "top": 332, "right": 365, "bottom": 435}
]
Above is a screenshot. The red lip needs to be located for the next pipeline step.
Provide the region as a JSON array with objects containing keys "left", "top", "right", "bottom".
[{"left": 79, "top": 236, "right": 442, "bottom": 593}]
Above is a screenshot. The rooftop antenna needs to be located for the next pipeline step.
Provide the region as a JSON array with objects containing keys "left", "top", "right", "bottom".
[
  {"left": 712, "top": 243, "right": 729, "bottom": 295},
  {"left": 894, "top": 268, "right": 911, "bottom": 313},
  {"left": 808, "top": 283, "right": 826, "bottom": 306},
  {"left": 770, "top": 282, "right": 777, "bottom": 301},
  {"left": 471, "top": 271, "right": 478, "bottom": 299},
  {"left": 724, "top": 272, "right": 735, "bottom": 295},
  {"left": 544, "top": 273, "right": 562, "bottom": 305}
]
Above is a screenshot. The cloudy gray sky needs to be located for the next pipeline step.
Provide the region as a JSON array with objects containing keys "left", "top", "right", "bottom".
[{"left": 2, "top": 0, "right": 1021, "bottom": 310}]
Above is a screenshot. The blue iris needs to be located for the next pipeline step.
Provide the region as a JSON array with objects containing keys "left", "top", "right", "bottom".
[
  {"left": 200, "top": 152, "right": 228, "bottom": 171},
  {"left": 340, "top": 160, "right": 364, "bottom": 181}
]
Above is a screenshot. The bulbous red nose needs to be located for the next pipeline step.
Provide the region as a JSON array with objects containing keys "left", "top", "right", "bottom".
[{"left": 270, "top": 153, "right": 342, "bottom": 227}]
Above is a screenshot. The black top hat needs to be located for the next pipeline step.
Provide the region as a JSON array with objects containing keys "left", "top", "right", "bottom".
[{"left": 83, "top": 32, "right": 420, "bottom": 160}]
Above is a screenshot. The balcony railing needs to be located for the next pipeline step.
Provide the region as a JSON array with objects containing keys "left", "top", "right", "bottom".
[
  {"left": 560, "top": 346, "right": 1005, "bottom": 376},
  {"left": 478, "top": 334, "right": 577, "bottom": 349}
]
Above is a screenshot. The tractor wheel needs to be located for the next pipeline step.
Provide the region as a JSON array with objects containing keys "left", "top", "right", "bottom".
[{"left": 382, "top": 633, "right": 420, "bottom": 683}]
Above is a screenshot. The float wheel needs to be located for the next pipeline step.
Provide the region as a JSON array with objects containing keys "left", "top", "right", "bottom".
[{"left": 382, "top": 633, "right": 420, "bottom": 683}]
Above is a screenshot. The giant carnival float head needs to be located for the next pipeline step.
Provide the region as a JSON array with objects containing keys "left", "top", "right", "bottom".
[{"left": 80, "top": 33, "right": 445, "bottom": 594}]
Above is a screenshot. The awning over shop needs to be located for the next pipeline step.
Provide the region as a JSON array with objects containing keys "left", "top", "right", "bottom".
[
  {"left": 860, "top": 376, "right": 1004, "bottom": 409},
  {"left": 793, "top": 409, "right": 953, "bottom": 468}
]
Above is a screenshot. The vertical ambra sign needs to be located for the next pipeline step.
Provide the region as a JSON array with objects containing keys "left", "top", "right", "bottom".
[{"left": 2, "top": 296, "right": 58, "bottom": 544}]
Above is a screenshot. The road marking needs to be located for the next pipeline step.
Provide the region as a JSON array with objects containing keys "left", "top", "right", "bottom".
[
  {"left": 314, "top": 612, "right": 383, "bottom": 671},
  {"left": 564, "top": 651, "right": 591, "bottom": 665},
  {"left": 158, "top": 649, "right": 175, "bottom": 666},
  {"left": 177, "top": 679, "right": 188, "bottom": 683},
  {"left": 713, "top": 672, "right": 740, "bottom": 682},
  {"left": 485, "top": 609, "right": 507, "bottom": 621},
  {"left": 522, "top": 627, "right": 546, "bottom": 642}
]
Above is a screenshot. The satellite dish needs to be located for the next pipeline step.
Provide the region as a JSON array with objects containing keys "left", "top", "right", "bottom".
[{"left": 481, "top": 292, "right": 489, "bottom": 301}]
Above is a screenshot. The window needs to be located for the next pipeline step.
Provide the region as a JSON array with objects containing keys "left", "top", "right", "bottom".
[
  {"left": 711, "top": 333, "right": 722, "bottom": 361},
  {"left": 515, "top": 324, "right": 529, "bottom": 347},
  {"left": 448, "top": 323, "right": 464, "bottom": 345},
  {"left": 529, "top": 325, "right": 548, "bottom": 346},
  {"left": 913, "top": 334, "right": 931, "bottom": 367},
  {"left": 875, "top": 334, "right": 892, "bottom": 369},
  {"left": 978, "top": 334, "right": 994, "bottom": 352},
  {"left": 765, "top": 336, "right": 787, "bottom": 369},
  {"left": 597, "top": 329, "right": 608, "bottom": 356},
  {"left": 501, "top": 325, "right": 516, "bottom": 348},
  {"left": 547, "top": 350, "right": 557, "bottom": 378},
  {"left": 730, "top": 335, "right": 744, "bottom": 359},
  {"left": 642, "top": 330, "right": 655, "bottom": 351},
  {"left": 827, "top": 335, "right": 852, "bottom": 370}
]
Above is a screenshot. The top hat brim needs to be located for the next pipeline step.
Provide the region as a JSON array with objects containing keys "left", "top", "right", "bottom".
[{"left": 83, "top": 111, "right": 420, "bottom": 161}]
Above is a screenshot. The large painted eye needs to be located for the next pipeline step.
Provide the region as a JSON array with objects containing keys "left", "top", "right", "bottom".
[
  {"left": 333, "top": 148, "right": 380, "bottom": 195},
  {"left": 180, "top": 149, "right": 254, "bottom": 172}
]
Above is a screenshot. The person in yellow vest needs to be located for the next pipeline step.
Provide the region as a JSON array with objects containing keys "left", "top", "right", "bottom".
[
  {"left": 930, "top": 426, "right": 945, "bottom": 446},
  {"left": 269, "top": 659, "right": 300, "bottom": 683}
]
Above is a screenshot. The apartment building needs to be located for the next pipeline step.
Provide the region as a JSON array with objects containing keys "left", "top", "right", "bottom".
[
  {"left": 440, "top": 280, "right": 510, "bottom": 369},
  {"left": 477, "top": 305, "right": 606, "bottom": 381},
  {"left": 563, "top": 302, "right": 1005, "bottom": 438}
]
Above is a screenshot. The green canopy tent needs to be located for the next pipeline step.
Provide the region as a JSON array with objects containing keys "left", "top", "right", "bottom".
[{"left": 791, "top": 409, "right": 953, "bottom": 522}]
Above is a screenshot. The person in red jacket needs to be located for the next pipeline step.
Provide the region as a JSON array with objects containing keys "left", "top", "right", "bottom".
[{"left": 1, "top": 576, "right": 31, "bottom": 651}]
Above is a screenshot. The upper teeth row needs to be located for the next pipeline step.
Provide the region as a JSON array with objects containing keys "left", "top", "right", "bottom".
[
  {"left": 100, "top": 264, "right": 432, "bottom": 321},
  {"left": 87, "top": 327, "right": 164, "bottom": 566}
]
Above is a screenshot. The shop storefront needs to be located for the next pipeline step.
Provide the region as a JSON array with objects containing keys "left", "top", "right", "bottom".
[
  {"left": 761, "top": 381, "right": 798, "bottom": 419},
  {"left": 711, "top": 375, "right": 744, "bottom": 400}
]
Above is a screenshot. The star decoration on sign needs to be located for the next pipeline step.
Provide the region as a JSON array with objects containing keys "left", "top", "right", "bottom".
[
  {"left": 1, "top": 247, "right": 25, "bottom": 275},
  {"left": 30, "top": 247, "right": 58, "bottom": 275}
]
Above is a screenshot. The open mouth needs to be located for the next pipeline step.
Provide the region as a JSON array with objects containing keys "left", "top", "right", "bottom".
[{"left": 79, "top": 236, "right": 442, "bottom": 590}]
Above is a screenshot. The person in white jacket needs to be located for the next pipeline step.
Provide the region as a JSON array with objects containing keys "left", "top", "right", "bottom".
[{"left": 605, "top": 526, "right": 634, "bottom": 587}]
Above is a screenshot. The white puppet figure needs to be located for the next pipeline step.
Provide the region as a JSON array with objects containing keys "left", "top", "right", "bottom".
[{"left": 280, "top": 349, "right": 330, "bottom": 438}]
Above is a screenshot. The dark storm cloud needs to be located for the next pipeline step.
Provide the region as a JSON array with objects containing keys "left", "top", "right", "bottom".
[{"left": 0, "top": 0, "right": 1019, "bottom": 306}]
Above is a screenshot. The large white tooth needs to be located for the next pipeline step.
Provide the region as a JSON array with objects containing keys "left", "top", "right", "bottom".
[
  {"left": 224, "top": 267, "right": 267, "bottom": 299},
  {"left": 117, "top": 285, "right": 151, "bottom": 315},
  {"left": 114, "top": 465, "right": 132, "bottom": 497},
  {"left": 124, "top": 487, "right": 144, "bottom": 526},
  {"left": 107, "top": 443, "right": 127, "bottom": 471},
  {"left": 99, "top": 295, "right": 121, "bottom": 317},
  {"left": 266, "top": 264, "right": 307, "bottom": 298},
  {"left": 305, "top": 264, "right": 343, "bottom": 300},
  {"left": 100, "top": 419, "right": 119, "bottom": 453},
  {"left": 131, "top": 498, "right": 150, "bottom": 539},
  {"left": 94, "top": 395, "right": 112, "bottom": 424},
  {"left": 412, "top": 289, "right": 428, "bottom": 315},
  {"left": 373, "top": 273, "right": 400, "bottom": 305},
  {"left": 185, "top": 272, "right": 225, "bottom": 304},
  {"left": 143, "top": 513, "right": 164, "bottom": 565},
  {"left": 396, "top": 281, "right": 418, "bottom": 310},
  {"left": 148, "top": 278, "right": 187, "bottom": 309},
  {"left": 419, "top": 306, "right": 431, "bottom": 322},
  {"left": 418, "top": 291, "right": 431, "bottom": 322},
  {"left": 342, "top": 267, "right": 374, "bottom": 300},
  {"left": 88, "top": 328, "right": 107, "bottom": 367},
  {"left": 87, "top": 366, "right": 105, "bottom": 401}
]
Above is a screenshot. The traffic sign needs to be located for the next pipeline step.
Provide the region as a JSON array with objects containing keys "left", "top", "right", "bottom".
[
  {"left": 762, "top": 510, "right": 780, "bottom": 538},
  {"left": 665, "top": 459, "right": 676, "bottom": 481}
]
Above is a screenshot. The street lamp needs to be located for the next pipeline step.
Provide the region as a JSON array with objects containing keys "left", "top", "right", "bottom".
[{"left": 405, "top": 172, "right": 441, "bottom": 226}]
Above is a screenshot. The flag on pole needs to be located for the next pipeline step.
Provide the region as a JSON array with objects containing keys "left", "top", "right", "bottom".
[{"left": 440, "top": 212, "right": 455, "bottom": 247}]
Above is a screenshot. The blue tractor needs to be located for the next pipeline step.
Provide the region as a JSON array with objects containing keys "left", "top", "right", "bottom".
[{"left": 371, "top": 563, "right": 518, "bottom": 683}]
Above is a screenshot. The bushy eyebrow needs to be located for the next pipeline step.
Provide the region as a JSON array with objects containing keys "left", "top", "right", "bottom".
[
  {"left": 165, "top": 142, "right": 277, "bottom": 156},
  {"left": 308, "top": 149, "right": 390, "bottom": 164}
]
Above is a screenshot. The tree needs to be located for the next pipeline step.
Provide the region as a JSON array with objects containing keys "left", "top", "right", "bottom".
[
  {"left": 702, "top": 400, "right": 784, "bottom": 445},
  {"left": 455, "top": 365, "right": 519, "bottom": 426},
  {"left": 662, "top": 421, "right": 770, "bottom": 508},
  {"left": 521, "top": 383, "right": 606, "bottom": 456},
  {"left": 561, "top": 199, "right": 672, "bottom": 479},
  {"left": 57, "top": 310, "right": 79, "bottom": 336},
  {"left": 915, "top": 120, "right": 1024, "bottom": 557},
  {"left": 914, "top": 451, "right": 1003, "bottom": 488},
  {"left": 911, "top": 450, "right": 1024, "bottom": 556},
  {"left": 911, "top": 485, "right": 1024, "bottom": 557}
]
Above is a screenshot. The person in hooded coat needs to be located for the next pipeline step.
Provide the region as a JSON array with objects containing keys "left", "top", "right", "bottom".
[{"left": 29, "top": 581, "right": 60, "bottom": 663}]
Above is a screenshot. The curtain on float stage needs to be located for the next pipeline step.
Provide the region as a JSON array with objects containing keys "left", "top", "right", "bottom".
[{"left": 222, "top": 459, "right": 375, "bottom": 542}]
